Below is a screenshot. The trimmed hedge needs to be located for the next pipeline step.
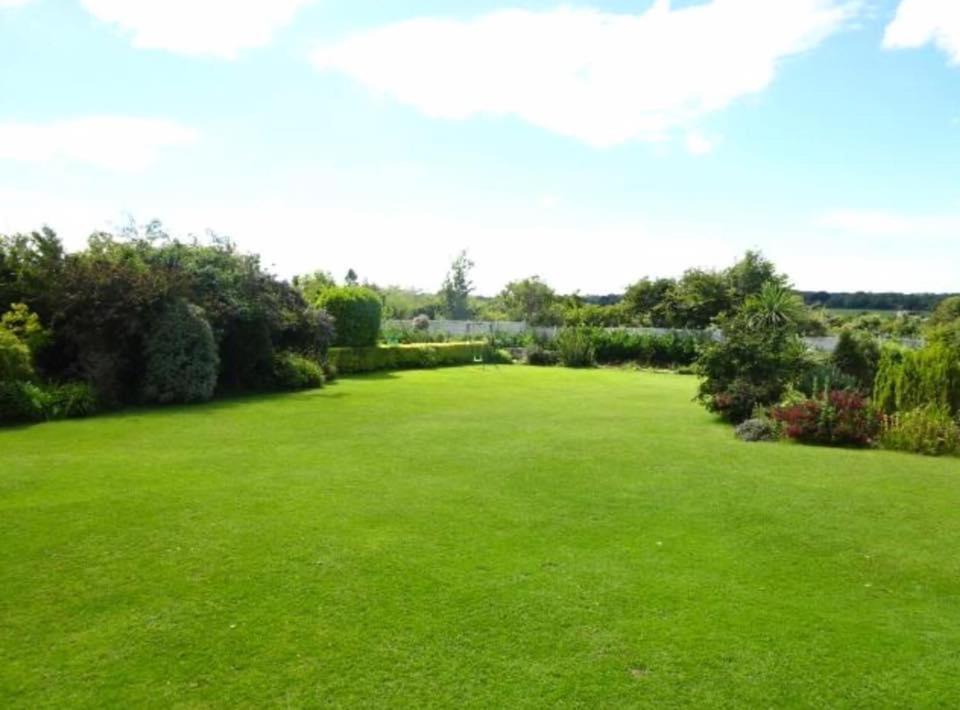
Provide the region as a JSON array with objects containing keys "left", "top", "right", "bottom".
[
  {"left": 316, "top": 286, "right": 382, "bottom": 347},
  {"left": 328, "top": 343, "right": 510, "bottom": 374}
]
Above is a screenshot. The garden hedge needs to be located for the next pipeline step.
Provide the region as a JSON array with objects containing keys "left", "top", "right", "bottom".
[{"left": 328, "top": 343, "right": 510, "bottom": 374}]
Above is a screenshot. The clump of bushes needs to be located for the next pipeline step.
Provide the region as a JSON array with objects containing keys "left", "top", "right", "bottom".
[
  {"left": 316, "top": 286, "right": 382, "bottom": 347},
  {"left": 328, "top": 342, "right": 510, "bottom": 374},
  {"left": 412, "top": 314, "right": 430, "bottom": 331},
  {"left": 555, "top": 328, "right": 595, "bottom": 368},
  {"left": 771, "top": 389, "right": 879, "bottom": 447},
  {"left": 0, "top": 380, "right": 98, "bottom": 424},
  {"left": 142, "top": 299, "right": 219, "bottom": 404},
  {"left": 272, "top": 351, "right": 325, "bottom": 390},
  {"left": 697, "top": 285, "right": 808, "bottom": 423},
  {"left": 590, "top": 329, "right": 700, "bottom": 367},
  {"left": 526, "top": 345, "right": 559, "bottom": 366},
  {"left": 879, "top": 406, "right": 960, "bottom": 457}
]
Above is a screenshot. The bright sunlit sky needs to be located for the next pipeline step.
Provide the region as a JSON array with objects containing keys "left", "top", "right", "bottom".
[{"left": 1, "top": 0, "right": 958, "bottom": 294}]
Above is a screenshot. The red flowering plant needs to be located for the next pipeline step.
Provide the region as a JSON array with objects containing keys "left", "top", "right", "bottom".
[{"left": 771, "top": 389, "right": 880, "bottom": 447}]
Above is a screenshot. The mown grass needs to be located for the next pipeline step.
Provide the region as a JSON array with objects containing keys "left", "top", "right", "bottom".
[{"left": 2, "top": 367, "right": 960, "bottom": 708}]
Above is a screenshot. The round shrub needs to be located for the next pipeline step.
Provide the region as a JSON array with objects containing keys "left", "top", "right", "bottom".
[
  {"left": 412, "top": 314, "right": 431, "bottom": 331},
  {"left": 735, "top": 418, "right": 776, "bottom": 443},
  {"left": 526, "top": 346, "right": 559, "bottom": 366},
  {"left": 316, "top": 286, "right": 382, "bottom": 347},
  {"left": 143, "top": 300, "right": 219, "bottom": 404},
  {"left": 0, "top": 328, "right": 34, "bottom": 382},
  {"left": 273, "top": 351, "right": 324, "bottom": 390}
]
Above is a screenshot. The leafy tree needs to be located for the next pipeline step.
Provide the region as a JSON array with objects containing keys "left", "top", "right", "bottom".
[
  {"left": 623, "top": 277, "right": 675, "bottom": 325},
  {"left": 497, "top": 276, "right": 560, "bottom": 325},
  {"left": 726, "top": 250, "right": 787, "bottom": 305},
  {"left": 0, "top": 228, "right": 65, "bottom": 322},
  {"left": 697, "top": 296, "right": 807, "bottom": 422},
  {"left": 344, "top": 269, "right": 359, "bottom": 286},
  {"left": 293, "top": 271, "right": 337, "bottom": 304},
  {"left": 440, "top": 251, "right": 474, "bottom": 320},
  {"left": 665, "top": 268, "right": 732, "bottom": 328},
  {"left": 831, "top": 329, "right": 881, "bottom": 393}
]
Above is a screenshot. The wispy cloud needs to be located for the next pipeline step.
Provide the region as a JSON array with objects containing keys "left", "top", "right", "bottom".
[
  {"left": 0, "top": 117, "right": 198, "bottom": 172},
  {"left": 884, "top": 0, "right": 960, "bottom": 64},
  {"left": 79, "top": 0, "right": 313, "bottom": 59},
  {"left": 312, "top": 0, "right": 858, "bottom": 148}
]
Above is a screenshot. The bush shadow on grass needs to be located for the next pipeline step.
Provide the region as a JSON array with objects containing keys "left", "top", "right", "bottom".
[{"left": 0, "top": 385, "right": 351, "bottom": 432}]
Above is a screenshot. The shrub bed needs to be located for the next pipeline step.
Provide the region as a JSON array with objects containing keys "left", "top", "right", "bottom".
[{"left": 328, "top": 343, "right": 511, "bottom": 374}]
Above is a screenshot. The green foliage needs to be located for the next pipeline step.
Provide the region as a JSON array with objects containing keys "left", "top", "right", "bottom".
[
  {"left": 795, "top": 360, "right": 860, "bottom": 397},
  {"left": 439, "top": 251, "right": 474, "bottom": 320},
  {"left": 874, "top": 343, "right": 960, "bottom": 416},
  {"left": 744, "top": 283, "right": 806, "bottom": 330},
  {"left": 727, "top": 250, "right": 788, "bottom": 305},
  {"left": 589, "top": 329, "right": 700, "bottom": 367},
  {"left": 0, "top": 380, "right": 42, "bottom": 423},
  {"left": 0, "top": 380, "right": 98, "bottom": 424},
  {"left": 328, "top": 343, "right": 509, "bottom": 374},
  {"left": 497, "top": 276, "right": 561, "bottom": 325},
  {"left": 316, "top": 286, "right": 382, "bottom": 347},
  {"left": 555, "top": 327, "right": 596, "bottom": 368},
  {"left": 143, "top": 300, "right": 220, "bottom": 404},
  {"left": 293, "top": 270, "right": 337, "bottom": 304},
  {"left": 929, "top": 296, "right": 960, "bottom": 327},
  {"left": 37, "top": 382, "right": 99, "bottom": 420},
  {"left": 623, "top": 277, "right": 676, "bottom": 325},
  {"left": 880, "top": 406, "right": 960, "bottom": 457},
  {"left": 562, "top": 302, "right": 630, "bottom": 327},
  {"left": 525, "top": 345, "right": 559, "bottom": 366},
  {"left": 831, "top": 329, "right": 880, "bottom": 392},
  {"left": 698, "top": 301, "right": 807, "bottom": 423},
  {"left": 1, "top": 303, "right": 50, "bottom": 356},
  {"left": 0, "top": 327, "right": 34, "bottom": 383},
  {"left": 272, "top": 351, "right": 325, "bottom": 390}
]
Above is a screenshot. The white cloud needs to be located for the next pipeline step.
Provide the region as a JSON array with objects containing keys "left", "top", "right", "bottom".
[
  {"left": 685, "top": 131, "right": 716, "bottom": 155},
  {"left": 79, "top": 0, "right": 312, "bottom": 59},
  {"left": 884, "top": 0, "right": 960, "bottom": 64},
  {"left": 311, "top": 0, "right": 858, "bottom": 148},
  {"left": 0, "top": 117, "right": 198, "bottom": 172}
]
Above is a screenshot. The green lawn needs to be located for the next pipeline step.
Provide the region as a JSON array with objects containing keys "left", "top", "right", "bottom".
[{"left": 3, "top": 367, "right": 960, "bottom": 708}]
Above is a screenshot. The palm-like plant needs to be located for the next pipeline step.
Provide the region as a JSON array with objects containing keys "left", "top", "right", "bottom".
[{"left": 745, "top": 282, "right": 806, "bottom": 330}]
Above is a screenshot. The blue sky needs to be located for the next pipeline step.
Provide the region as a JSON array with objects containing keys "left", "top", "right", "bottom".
[{"left": 1, "top": 0, "right": 958, "bottom": 294}]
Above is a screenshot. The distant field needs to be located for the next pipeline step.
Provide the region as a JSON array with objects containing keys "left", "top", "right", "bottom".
[
  {"left": 3, "top": 367, "right": 960, "bottom": 707},
  {"left": 825, "top": 308, "right": 928, "bottom": 318}
]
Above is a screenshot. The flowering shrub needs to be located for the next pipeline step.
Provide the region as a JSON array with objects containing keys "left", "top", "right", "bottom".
[
  {"left": 735, "top": 418, "right": 777, "bottom": 442},
  {"left": 771, "top": 390, "right": 879, "bottom": 447}
]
